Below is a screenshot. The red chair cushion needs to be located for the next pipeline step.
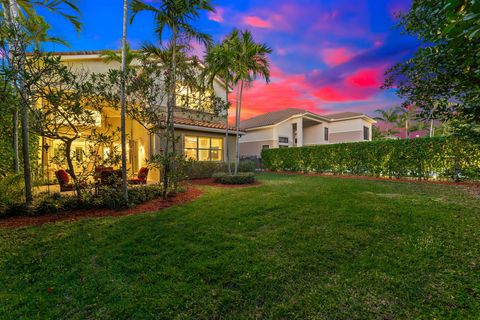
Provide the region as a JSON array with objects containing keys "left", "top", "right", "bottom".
[
  {"left": 138, "top": 167, "right": 149, "bottom": 180},
  {"left": 55, "top": 170, "right": 70, "bottom": 185}
]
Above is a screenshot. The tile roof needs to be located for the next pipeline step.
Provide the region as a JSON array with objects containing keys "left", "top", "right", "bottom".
[
  {"left": 241, "top": 108, "right": 313, "bottom": 129},
  {"left": 323, "top": 112, "right": 365, "bottom": 120},
  {"left": 241, "top": 108, "right": 371, "bottom": 130},
  {"left": 174, "top": 117, "right": 238, "bottom": 132}
]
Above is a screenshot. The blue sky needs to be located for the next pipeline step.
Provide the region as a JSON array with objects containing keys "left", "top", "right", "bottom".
[{"left": 40, "top": 0, "right": 418, "bottom": 119}]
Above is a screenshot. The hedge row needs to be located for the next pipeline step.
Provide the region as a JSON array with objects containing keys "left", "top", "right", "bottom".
[{"left": 261, "top": 137, "right": 480, "bottom": 181}]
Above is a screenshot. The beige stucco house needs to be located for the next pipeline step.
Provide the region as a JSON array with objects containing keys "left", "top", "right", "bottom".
[
  {"left": 39, "top": 51, "right": 239, "bottom": 182},
  {"left": 239, "top": 108, "right": 376, "bottom": 158}
]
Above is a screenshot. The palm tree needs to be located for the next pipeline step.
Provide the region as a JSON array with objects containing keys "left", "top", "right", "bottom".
[
  {"left": 119, "top": 0, "right": 129, "bottom": 202},
  {"left": 227, "top": 29, "right": 272, "bottom": 174},
  {"left": 130, "top": 0, "right": 214, "bottom": 198},
  {"left": 0, "top": 0, "right": 81, "bottom": 204},
  {"left": 395, "top": 105, "right": 418, "bottom": 139},
  {"left": 203, "top": 42, "right": 235, "bottom": 174},
  {"left": 374, "top": 107, "right": 399, "bottom": 137}
]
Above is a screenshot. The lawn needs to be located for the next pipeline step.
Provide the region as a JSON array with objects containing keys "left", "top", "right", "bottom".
[{"left": 0, "top": 173, "right": 479, "bottom": 319}]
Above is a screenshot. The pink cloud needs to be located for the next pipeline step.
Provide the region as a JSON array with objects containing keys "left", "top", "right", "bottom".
[
  {"left": 208, "top": 7, "right": 224, "bottom": 23},
  {"left": 243, "top": 15, "right": 271, "bottom": 28},
  {"left": 345, "top": 68, "right": 384, "bottom": 88},
  {"left": 313, "top": 86, "right": 377, "bottom": 102},
  {"left": 321, "top": 48, "right": 355, "bottom": 66}
]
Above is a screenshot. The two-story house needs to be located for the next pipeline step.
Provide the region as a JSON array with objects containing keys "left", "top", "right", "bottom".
[{"left": 239, "top": 108, "right": 376, "bottom": 158}]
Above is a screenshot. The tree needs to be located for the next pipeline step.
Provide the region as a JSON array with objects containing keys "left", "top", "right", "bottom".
[
  {"left": 0, "top": 0, "right": 81, "bottom": 204},
  {"left": 227, "top": 29, "right": 272, "bottom": 174},
  {"left": 204, "top": 41, "right": 235, "bottom": 175},
  {"left": 24, "top": 54, "right": 109, "bottom": 196},
  {"left": 130, "top": 0, "right": 214, "bottom": 198},
  {"left": 119, "top": 0, "right": 129, "bottom": 202},
  {"left": 374, "top": 107, "right": 400, "bottom": 137},
  {"left": 383, "top": 0, "right": 480, "bottom": 141}
]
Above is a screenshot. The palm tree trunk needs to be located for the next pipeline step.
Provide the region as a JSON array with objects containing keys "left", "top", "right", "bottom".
[
  {"left": 225, "top": 79, "right": 231, "bottom": 175},
  {"left": 12, "top": 108, "right": 19, "bottom": 173},
  {"left": 235, "top": 80, "right": 244, "bottom": 175},
  {"left": 120, "top": 0, "right": 129, "bottom": 202},
  {"left": 430, "top": 119, "right": 434, "bottom": 137}
]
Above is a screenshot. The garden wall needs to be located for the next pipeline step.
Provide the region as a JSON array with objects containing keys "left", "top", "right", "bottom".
[{"left": 261, "top": 137, "right": 480, "bottom": 181}]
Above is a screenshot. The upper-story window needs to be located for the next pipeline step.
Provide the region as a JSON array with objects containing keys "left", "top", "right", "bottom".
[
  {"left": 176, "top": 84, "right": 218, "bottom": 113},
  {"left": 324, "top": 127, "right": 329, "bottom": 141},
  {"left": 363, "top": 126, "right": 370, "bottom": 140}
]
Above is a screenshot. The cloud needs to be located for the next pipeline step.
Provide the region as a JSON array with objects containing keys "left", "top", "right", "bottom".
[
  {"left": 345, "top": 67, "right": 384, "bottom": 88},
  {"left": 208, "top": 7, "right": 224, "bottom": 23},
  {"left": 243, "top": 16, "right": 271, "bottom": 29},
  {"left": 321, "top": 47, "right": 355, "bottom": 66}
]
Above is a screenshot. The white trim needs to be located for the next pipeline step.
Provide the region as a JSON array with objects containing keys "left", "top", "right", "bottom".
[{"left": 329, "top": 115, "right": 377, "bottom": 124}]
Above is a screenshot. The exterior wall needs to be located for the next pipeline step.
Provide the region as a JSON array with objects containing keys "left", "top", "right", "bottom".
[
  {"left": 240, "top": 140, "right": 275, "bottom": 157},
  {"left": 329, "top": 130, "right": 364, "bottom": 143},
  {"left": 303, "top": 123, "right": 327, "bottom": 145}
]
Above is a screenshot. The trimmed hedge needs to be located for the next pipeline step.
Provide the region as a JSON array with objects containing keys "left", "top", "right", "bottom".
[
  {"left": 261, "top": 137, "right": 480, "bottom": 181},
  {"left": 186, "top": 160, "right": 256, "bottom": 179},
  {"left": 212, "top": 172, "right": 256, "bottom": 185}
]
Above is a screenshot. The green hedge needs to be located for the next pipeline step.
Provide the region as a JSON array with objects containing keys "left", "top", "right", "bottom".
[
  {"left": 212, "top": 172, "right": 256, "bottom": 185},
  {"left": 261, "top": 137, "right": 480, "bottom": 181}
]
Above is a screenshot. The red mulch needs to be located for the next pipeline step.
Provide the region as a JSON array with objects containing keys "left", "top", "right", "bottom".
[
  {"left": 0, "top": 187, "right": 203, "bottom": 229},
  {"left": 190, "top": 178, "right": 262, "bottom": 188}
]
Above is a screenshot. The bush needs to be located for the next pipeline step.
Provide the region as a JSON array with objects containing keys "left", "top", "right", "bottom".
[
  {"left": 238, "top": 160, "right": 256, "bottom": 173},
  {"left": 0, "top": 174, "right": 25, "bottom": 216},
  {"left": 261, "top": 137, "right": 480, "bottom": 181},
  {"left": 186, "top": 161, "right": 227, "bottom": 179},
  {"left": 212, "top": 172, "right": 256, "bottom": 185}
]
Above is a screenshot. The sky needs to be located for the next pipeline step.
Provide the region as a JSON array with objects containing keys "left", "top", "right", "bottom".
[{"left": 40, "top": 0, "right": 419, "bottom": 120}]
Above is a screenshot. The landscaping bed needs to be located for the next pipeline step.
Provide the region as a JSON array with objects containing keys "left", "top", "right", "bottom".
[{"left": 0, "top": 187, "right": 202, "bottom": 228}]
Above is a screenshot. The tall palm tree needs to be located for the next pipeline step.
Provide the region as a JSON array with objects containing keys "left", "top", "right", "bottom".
[
  {"left": 203, "top": 42, "right": 235, "bottom": 174},
  {"left": 130, "top": 0, "right": 214, "bottom": 198},
  {"left": 374, "top": 107, "right": 399, "bottom": 137},
  {"left": 227, "top": 29, "right": 272, "bottom": 174},
  {"left": 395, "top": 105, "right": 417, "bottom": 139},
  {"left": 1, "top": 0, "right": 81, "bottom": 204},
  {"left": 119, "top": 0, "right": 129, "bottom": 202},
  {"left": 101, "top": 42, "right": 142, "bottom": 181}
]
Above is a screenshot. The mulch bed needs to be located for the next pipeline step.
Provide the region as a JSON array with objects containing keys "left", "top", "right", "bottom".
[
  {"left": 0, "top": 187, "right": 203, "bottom": 229},
  {"left": 190, "top": 178, "right": 262, "bottom": 188}
]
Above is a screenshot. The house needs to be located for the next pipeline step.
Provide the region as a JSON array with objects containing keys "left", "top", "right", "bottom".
[
  {"left": 239, "top": 108, "right": 376, "bottom": 158},
  {"left": 38, "top": 51, "right": 240, "bottom": 182}
]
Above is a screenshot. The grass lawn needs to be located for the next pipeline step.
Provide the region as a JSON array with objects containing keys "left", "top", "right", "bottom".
[{"left": 0, "top": 173, "right": 479, "bottom": 319}]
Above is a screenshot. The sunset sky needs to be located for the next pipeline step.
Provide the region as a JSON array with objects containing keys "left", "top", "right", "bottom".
[{"left": 40, "top": 0, "right": 418, "bottom": 120}]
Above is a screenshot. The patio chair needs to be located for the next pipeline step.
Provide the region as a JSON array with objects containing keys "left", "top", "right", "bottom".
[
  {"left": 128, "top": 167, "right": 149, "bottom": 185},
  {"left": 54, "top": 170, "right": 75, "bottom": 192}
]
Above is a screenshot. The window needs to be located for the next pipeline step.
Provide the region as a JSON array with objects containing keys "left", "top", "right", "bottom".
[
  {"left": 324, "top": 127, "right": 329, "bottom": 141},
  {"left": 278, "top": 136, "right": 289, "bottom": 144},
  {"left": 184, "top": 136, "right": 223, "bottom": 161},
  {"left": 262, "top": 145, "right": 270, "bottom": 150},
  {"left": 363, "top": 126, "right": 370, "bottom": 140}
]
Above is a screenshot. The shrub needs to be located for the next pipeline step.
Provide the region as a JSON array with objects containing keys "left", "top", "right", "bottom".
[
  {"left": 0, "top": 174, "right": 25, "bottom": 216},
  {"left": 212, "top": 172, "right": 256, "bottom": 185},
  {"left": 238, "top": 160, "right": 256, "bottom": 173},
  {"left": 261, "top": 137, "right": 480, "bottom": 181},
  {"left": 186, "top": 161, "right": 227, "bottom": 179}
]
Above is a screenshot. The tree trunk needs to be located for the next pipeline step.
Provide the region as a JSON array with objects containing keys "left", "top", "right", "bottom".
[
  {"left": 235, "top": 80, "right": 244, "bottom": 175},
  {"left": 430, "top": 119, "right": 434, "bottom": 137},
  {"left": 120, "top": 0, "right": 129, "bottom": 202},
  {"left": 225, "top": 81, "right": 231, "bottom": 175},
  {"left": 9, "top": 0, "right": 32, "bottom": 204},
  {"left": 65, "top": 140, "right": 82, "bottom": 196},
  {"left": 12, "top": 108, "right": 19, "bottom": 173}
]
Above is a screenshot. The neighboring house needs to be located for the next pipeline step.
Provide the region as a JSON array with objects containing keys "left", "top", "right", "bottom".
[
  {"left": 38, "top": 51, "right": 240, "bottom": 182},
  {"left": 239, "top": 108, "right": 376, "bottom": 158}
]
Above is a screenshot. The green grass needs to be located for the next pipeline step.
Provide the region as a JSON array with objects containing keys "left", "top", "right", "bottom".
[{"left": 1, "top": 173, "right": 479, "bottom": 319}]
